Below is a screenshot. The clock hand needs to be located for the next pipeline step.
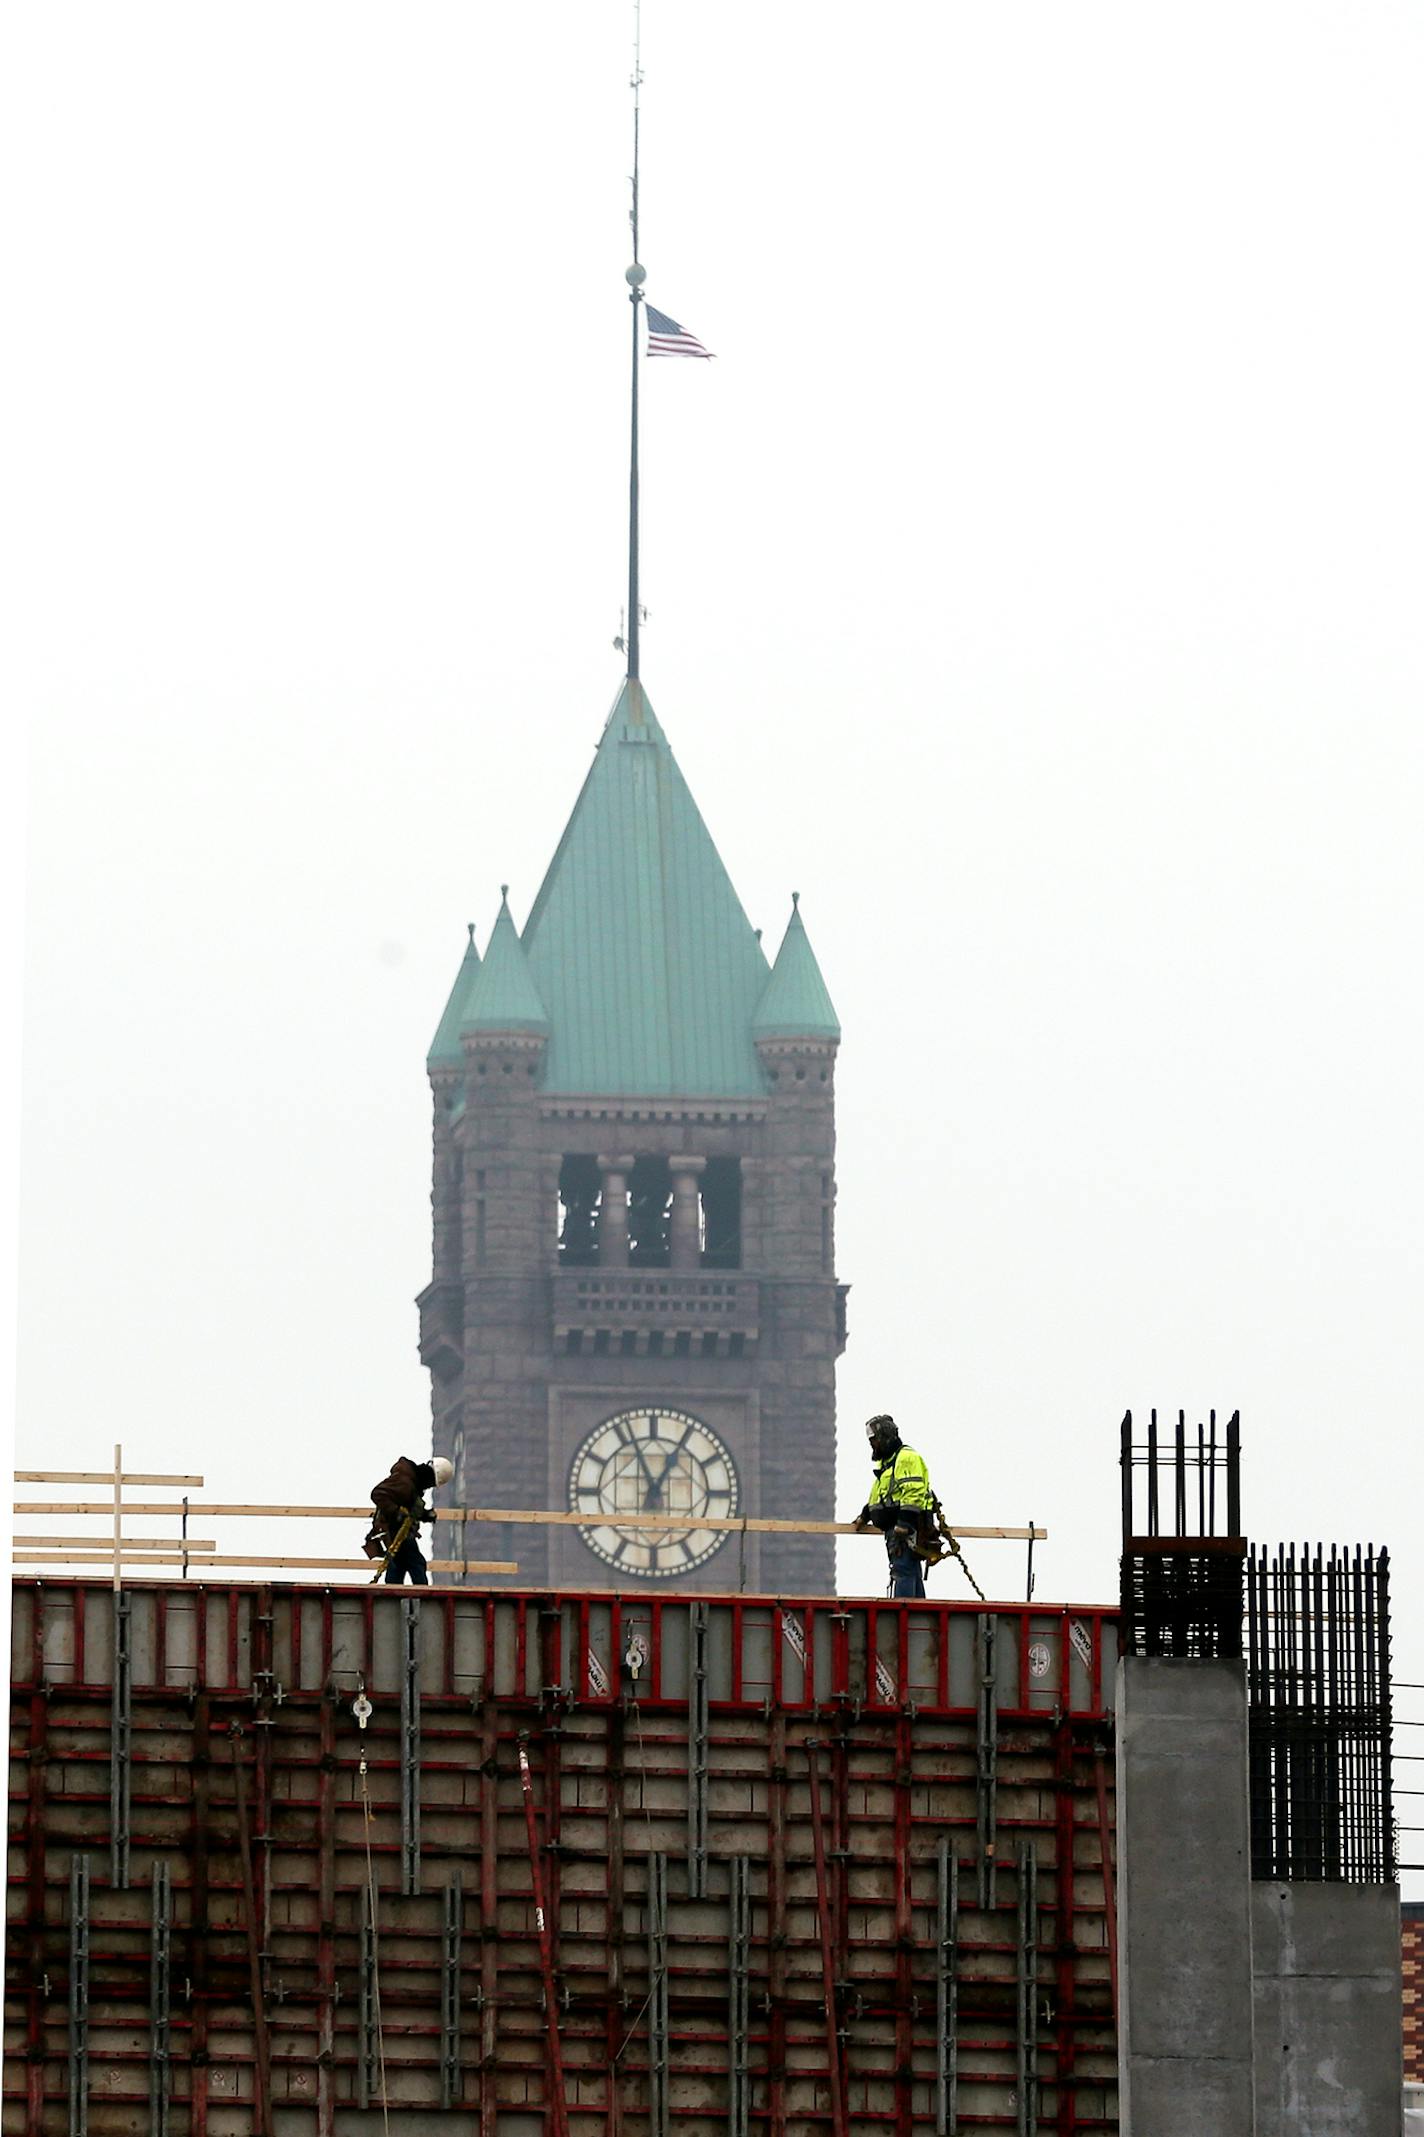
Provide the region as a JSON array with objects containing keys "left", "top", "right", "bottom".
[{"left": 627, "top": 1436, "right": 665, "bottom": 1510}]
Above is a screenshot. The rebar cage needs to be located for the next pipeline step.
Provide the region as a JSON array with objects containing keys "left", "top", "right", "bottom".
[
  {"left": 1247, "top": 1542, "right": 1394, "bottom": 1883},
  {"left": 1118, "top": 1409, "right": 1244, "bottom": 1660}
]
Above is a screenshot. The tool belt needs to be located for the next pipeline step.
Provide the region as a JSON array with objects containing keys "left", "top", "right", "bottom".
[{"left": 877, "top": 1497, "right": 961, "bottom": 1570}]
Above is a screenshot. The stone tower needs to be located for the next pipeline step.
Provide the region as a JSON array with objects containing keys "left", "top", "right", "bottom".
[{"left": 417, "top": 678, "right": 846, "bottom": 1591}]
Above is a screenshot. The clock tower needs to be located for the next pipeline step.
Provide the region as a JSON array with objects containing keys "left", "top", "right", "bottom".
[{"left": 417, "top": 678, "right": 846, "bottom": 1592}]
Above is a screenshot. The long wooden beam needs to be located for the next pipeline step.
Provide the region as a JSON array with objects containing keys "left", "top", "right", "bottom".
[
  {"left": 11, "top": 1552, "right": 520, "bottom": 1574},
  {"left": 14, "top": 1503, "right": 374, "bottom": 1518},
  {"left": 13, "top": 1471, "right": 205, "bottom": 1487},
  {"left": 18, "top": 1535, "right": 217, "bottom": 1553},
  {"left": 12, "top": 1500, "right": 1046, "bottom": 1541}
]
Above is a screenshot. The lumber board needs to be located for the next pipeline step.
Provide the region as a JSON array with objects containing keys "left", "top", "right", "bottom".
[
  {"left": 10, "top": 1552, "right": 519, "bottom": 1573},
  {"left": 12, "top": 1471, "right": 205, "bottom": 1487},
  {"left": 16, "top": 1535, "right": 216, "bottom": 1552},
  {"left": 10, "top": 1499, "right": 1046, "bottom": 1541}
]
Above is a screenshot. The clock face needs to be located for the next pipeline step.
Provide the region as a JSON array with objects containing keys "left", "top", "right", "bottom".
[{"left": 569, "top": 1407, "right": 739, "bottom": 1577}]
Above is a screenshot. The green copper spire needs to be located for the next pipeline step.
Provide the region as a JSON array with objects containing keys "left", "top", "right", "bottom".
[
  {"left": 460, "top": 890, "right": 550, "bottom": 1037},
  {"left": 753, "top": 894, "right": 841, "bottom": 1041},
  {"left": 521, "top": 680, "right": 770, "bottom": 1095},
  {"left": 427, "top": 924, "right": 481, "bottom": 1068}
]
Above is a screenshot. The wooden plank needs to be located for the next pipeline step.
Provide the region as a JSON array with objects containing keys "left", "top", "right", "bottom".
[
  {"left": 448, "top": 1508, "right": 1049, "bottom": 1542},
  {"left": 10, "top": 1500, "right": 1046, "bottom": 1542},
  {"left": 13, "top": 1502, "right": 375, "bottom": 1518},
  {"left": 16, "top": 1536, "right": 217, "bottom": 1553},
  {"left": 11, "top": 1552, "right": 520, "bottom": 1573},
  {"left": 12, "top": 1471, "right": 206, "bottom": 1487}
]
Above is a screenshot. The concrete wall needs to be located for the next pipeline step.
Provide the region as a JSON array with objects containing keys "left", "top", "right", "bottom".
[
  {"left": 1252, "top": 1880, "right": 1402, "bottom": 2137},
  {"left": 1116, "top": 1655, "right": 1256, "bottom": 2136}
]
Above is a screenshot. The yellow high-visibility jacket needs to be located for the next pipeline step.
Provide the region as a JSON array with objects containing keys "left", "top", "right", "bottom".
[{"left": 868, "top": 1445, "right": 933, "bottom": 1515}]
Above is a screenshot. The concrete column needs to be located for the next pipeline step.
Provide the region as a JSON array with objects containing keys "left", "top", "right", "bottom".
[
  {"left": 1251, "top": 1882, "right": 1402, "bottom": 2137},
  {"left": 1116, "top": 1655, "right": 1256, "bottom": 2136},
  {"left": 596, "top": 1154, "right": 633, "bottom": 1268},
  {"left": 668, "top": 1157, "right": 706, "bottom": 1271}
]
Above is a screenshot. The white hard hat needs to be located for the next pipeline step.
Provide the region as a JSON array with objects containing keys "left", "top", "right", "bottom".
[{"left": 431, "top": 1455, "right": 454, "bottom": 1489}]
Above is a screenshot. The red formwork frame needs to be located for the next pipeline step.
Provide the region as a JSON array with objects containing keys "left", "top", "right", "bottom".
[{"left": 5, "top": 1580, "right": 1119, "bottom": 2135}]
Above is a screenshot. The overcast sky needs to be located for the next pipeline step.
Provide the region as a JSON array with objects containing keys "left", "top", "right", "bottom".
[{"left": 6, "top": 4, "right": 1423, "bottom": 1878}]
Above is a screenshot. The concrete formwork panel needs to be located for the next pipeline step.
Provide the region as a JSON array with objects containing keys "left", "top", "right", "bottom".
[{"left": 6, "top": 1580, "right": 1120, "bottom": 2135}]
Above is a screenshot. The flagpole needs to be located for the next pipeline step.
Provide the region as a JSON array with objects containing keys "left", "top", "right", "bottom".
[{"left": 625, "top": 2, "right": 645, "bottom": 685}]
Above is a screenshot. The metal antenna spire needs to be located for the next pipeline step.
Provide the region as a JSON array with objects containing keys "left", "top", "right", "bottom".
[{"left": 624, "top": 0, "right": 647, "bottom": 684}]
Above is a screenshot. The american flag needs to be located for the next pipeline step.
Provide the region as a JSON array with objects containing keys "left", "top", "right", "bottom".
[{"left": 646, "top": 305, "right": 714, "bottom": 359}]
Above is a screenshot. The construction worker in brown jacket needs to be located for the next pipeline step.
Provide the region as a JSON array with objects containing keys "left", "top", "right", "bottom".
[{"left": 367, "top": 1454, "right": 453, "bottom": 1585}]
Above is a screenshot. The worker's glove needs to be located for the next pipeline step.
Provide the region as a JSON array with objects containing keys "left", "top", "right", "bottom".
[
  {"left": 891, "top": 1523, "right": 913, "bottom": 1544},
  {"left": 853, "top": 1504, "right": 876, "bottom": 1532}
]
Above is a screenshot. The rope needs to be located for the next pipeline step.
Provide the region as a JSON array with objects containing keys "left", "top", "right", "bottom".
[
  {"left": 369, "top": 1512, "right": 413, "bottom": 1586},
  {"left": 358, "top": 1748, "right": 392, "bottom": 2137},
  {"left": 948, "top": 1539, "right": 987, "bottom": 1604}
]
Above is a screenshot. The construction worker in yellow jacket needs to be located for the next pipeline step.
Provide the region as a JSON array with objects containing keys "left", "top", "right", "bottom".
[{"left": 855, "top": 1414, "right": 934, "bottom": 1598}]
